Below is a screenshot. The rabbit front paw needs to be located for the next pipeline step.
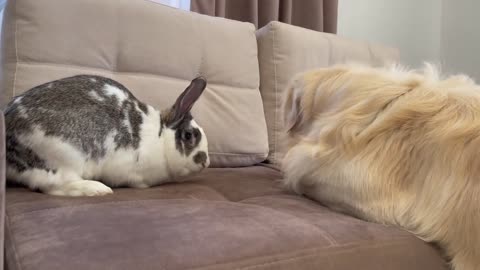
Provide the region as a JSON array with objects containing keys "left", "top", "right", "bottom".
[{"left": 48, "top": 180, "right": 113, "bottom": 197}]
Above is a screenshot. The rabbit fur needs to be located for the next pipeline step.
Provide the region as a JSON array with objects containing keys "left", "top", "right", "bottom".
[{"left": 5, "top": 75, "right": 209, "bottom": 196}]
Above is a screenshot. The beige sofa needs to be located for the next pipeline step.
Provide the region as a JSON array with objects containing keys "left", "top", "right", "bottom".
[{"left": 0, "top": 0, "right": 447, "bottom": 269}]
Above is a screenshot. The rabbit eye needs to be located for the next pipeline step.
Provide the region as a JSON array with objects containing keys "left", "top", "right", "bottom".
[{"left": 184, "top": 131, "right": 192, "bottom": 141}]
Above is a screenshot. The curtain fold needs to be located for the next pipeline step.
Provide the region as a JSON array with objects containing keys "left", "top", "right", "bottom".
[{"left": 191, "top": 0, "right": 338, "bottom": 33}]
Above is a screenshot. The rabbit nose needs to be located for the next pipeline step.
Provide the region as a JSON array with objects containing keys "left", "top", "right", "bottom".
[{"left": 193, "top": 151, "right": 207, "bottom": 167}]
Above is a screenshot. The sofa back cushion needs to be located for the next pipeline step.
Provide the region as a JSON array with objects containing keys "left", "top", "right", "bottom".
[
  {"left": 1, "top": 0, "right": 269, "bottom": 167},
  {"left": 256, "top": 22, "right": 400, "bottom": 166}
]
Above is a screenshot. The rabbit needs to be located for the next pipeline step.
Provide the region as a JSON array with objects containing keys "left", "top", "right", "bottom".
[
  {"left": 280, "top": 62, "right": 480, "bottom": 270},
  {"left": 4, "top": 75, "right": 210, "bottom": 197}
]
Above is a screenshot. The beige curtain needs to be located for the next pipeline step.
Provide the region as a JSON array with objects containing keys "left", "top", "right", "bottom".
[{"left": 190, "top": 0, "right": 338, "bottom": 33}]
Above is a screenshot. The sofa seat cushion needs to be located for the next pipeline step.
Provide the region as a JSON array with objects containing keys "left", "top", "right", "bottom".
[{"left": 5, "top": 167, "right": 447, "bottom": 270}]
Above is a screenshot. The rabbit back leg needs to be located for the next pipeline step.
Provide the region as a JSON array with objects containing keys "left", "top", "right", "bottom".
[
  {"left": 6, "top": 133, "right": 113, "bottom": 196},
  {"left": 7, "top": 165, "right": 113, "bottom": 196}
]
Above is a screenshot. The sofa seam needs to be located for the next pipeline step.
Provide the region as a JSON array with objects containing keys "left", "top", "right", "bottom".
[
  {"left": 12, "top": 0, "right": 19, "bottom": 98},
  {"left": 7, "top": 199, "right": 194, "bottom": 218},
  {"left": 8, "top": 198, "right": 310, "bottom": 218},
  {"left": 195, "top": 10, "right": 206, "bottom": 80},
  {"left": 236, "top": 238, "right": 414, "bottom": 270},
  {"left": 14, "top": 61, "right": 259, "bottom": 90},
  {"left": 5, "top": 214, "right": 23, "bottom": 270},
  {"left": 188, "top": 238, "right": 414, "bottom": 270},
  {"left": 271, "top": 25, "right": 278, "bottom": 164}
]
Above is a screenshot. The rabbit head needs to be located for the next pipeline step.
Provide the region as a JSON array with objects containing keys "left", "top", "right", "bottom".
[{"left": 160, "top": 77, "right": 210, "bottom": 179}]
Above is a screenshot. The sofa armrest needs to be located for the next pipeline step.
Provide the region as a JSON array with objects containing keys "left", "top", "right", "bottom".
[
  {"left": 256, "top": 21, "right": 400, "bottom": 166},
  {"left": 0, "top": 113, "right": 4, "bottom": 270}
]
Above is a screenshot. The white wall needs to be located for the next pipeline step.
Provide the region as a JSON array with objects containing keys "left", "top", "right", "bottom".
[
  {"left": 441, "top": 0, "right": 480, "bottom": 81},
  {"left": 338, "top": 0, "right": 442, "bottom": 68},
  {"left": 338, "top": 0, "right": 480, "bottom": 82}
]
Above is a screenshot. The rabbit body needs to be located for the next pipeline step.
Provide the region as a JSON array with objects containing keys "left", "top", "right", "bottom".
[{"left": 5, "top": 75, "right": 209, "bottom": 196}]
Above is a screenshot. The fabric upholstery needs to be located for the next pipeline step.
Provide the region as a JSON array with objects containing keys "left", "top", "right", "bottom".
[
  {"left": 256, "top": 21, "right": 400, "bottom": 165},
  {"left": 191, "top": 0, "right": 338, "bottom": 33},
  {"left": 0, "top": 10, "right": 7, "bottom": 267},
  {"left": 0, "top": 93, "right": 5, "bottom": 270},
  {"left": 5, "top": 167, "right": 447, "bottom": 270},
  {"left": 0, "top": 0, "right": 269, "bottom": 167}
]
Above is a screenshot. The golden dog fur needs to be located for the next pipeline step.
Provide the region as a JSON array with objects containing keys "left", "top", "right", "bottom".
[{"left": 281, "top": 63, "right": 480, "bottom": 270}]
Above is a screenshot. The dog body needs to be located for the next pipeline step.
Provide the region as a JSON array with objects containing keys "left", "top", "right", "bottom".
[{"left": 281, "top": 63, "right": 480, "bottom": 270}]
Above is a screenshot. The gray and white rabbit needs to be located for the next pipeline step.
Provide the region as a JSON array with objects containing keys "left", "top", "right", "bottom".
[{"left": 4, "top": 75, "right": 209, "bottom": 196}]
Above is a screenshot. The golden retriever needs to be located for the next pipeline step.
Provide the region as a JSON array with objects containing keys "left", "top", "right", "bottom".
[{"left": 281, "top": 63, "right": 480, "bottom": 270}]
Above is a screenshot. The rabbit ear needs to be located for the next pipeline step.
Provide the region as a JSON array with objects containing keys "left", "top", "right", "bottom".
[{"left": 168, "top": 77, "right": 207, "bottom": 128}]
